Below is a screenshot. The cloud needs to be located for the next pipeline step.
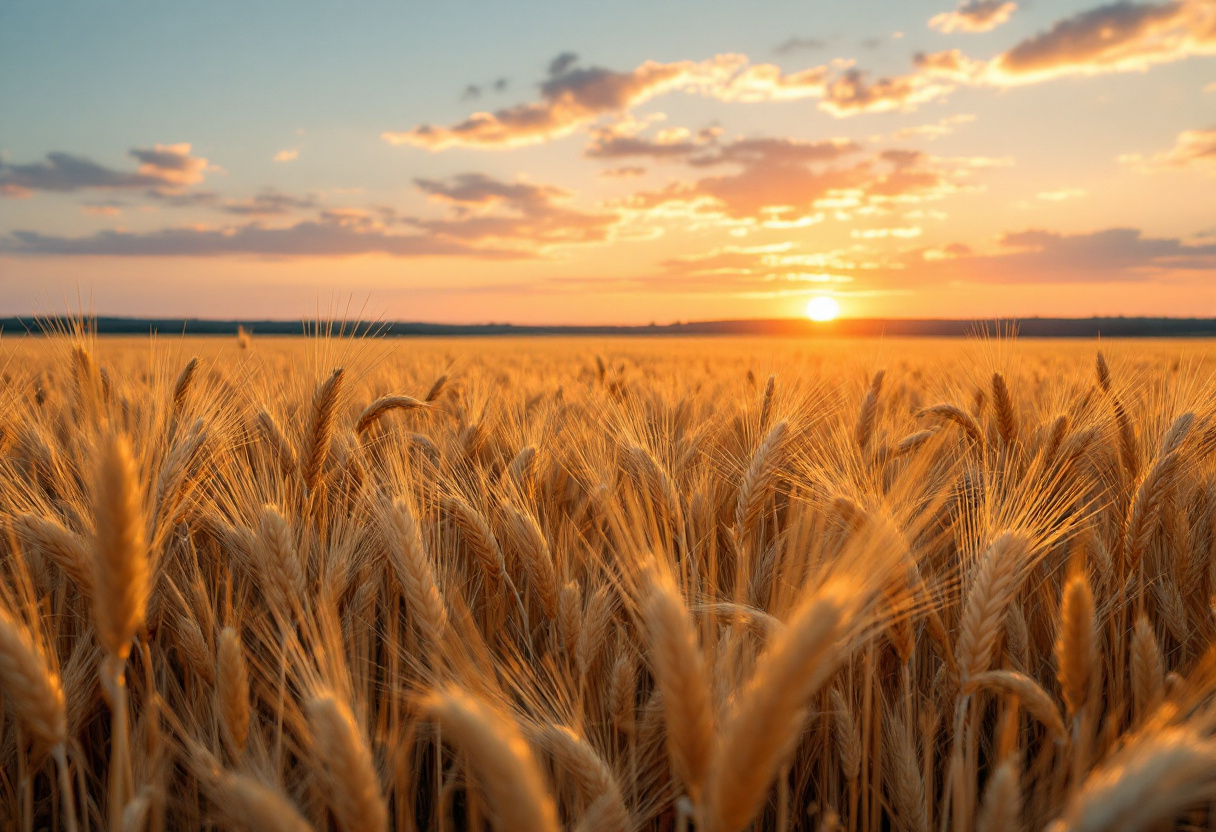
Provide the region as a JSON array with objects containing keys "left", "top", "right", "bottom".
[
  {"left": 143, "top": 188, "right": 319, "bottom": 215},
  {"left": 1037, "top": 188, "right": 1088, "bottom": 201},
  {"left": 3, "top": 173, "right": 617, "bottom": 258},
  {"left": 1122, "top": 126, "right": 1216, "bottom": 172},
  {"left": 774, "top": 37, "right": 827, "bottom": 55},
  {"left": 600, "top": 166, "right": 647, "bottom": 179},
  {"left": 220, "top": 191, "right": 320, "bottom": 215},
  {"left": 0, "top": 144, "right": 209, "bottom": 196},
  {"left": 623, "top": 138, "right": 968, "bottom": 224},
  {"left": 273, "top": 149, "right": 300, "bottom": 162},
  {"left": 548, "top": 52, "right": 580, "bottom": 76},
  {"left": 916, "top": 227, "right": 1216, "bottom": 282},
  {"left": 383, "top": 4, "right": 1216, "bottom": 153},
  {"left": 81, "top": 202, "right": 123, "bottom": 217},
  {"left": 987, "top": 0, "right": 1216, "bottom": 83},
  {"left": 127, "top": 144, "right": 208, "bottom": 185},
  {"left": 640, "top": 227, "right": 1216, "bottom": 295},
  {"left": 819, "top": 67, "right": 958, "bottom": 115},
  {"left": 409, "top": 172, "right": 617, "bottom": 244},
  {"left": 714, "top": 62, "right": 833, "bottom": 102},
  {"left": 383, "top": 52, "right": 962, "bottom": 151},
  {"left": 584, "top": 120, "right": 717, "bottom": 160},
  {"left": 890, "top": 113, "right": 977, "bottom": 140},
  {"left": 383, "top": 54, "right": 746, "bottom": 149},
  {"left": 2, "top": 220, "right": 528, "bottom": 259},
  {"left": 929, "top": 1, "right": 1018, "bottom": 33}
]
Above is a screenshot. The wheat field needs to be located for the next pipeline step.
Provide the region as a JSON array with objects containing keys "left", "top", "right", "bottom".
[{"left": 2, "top": 330, "right": 1216, "bottom": 832}]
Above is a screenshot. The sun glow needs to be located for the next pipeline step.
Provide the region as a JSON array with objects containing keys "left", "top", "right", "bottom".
[{"left": 806, "top": 295, "right": 840, "bottom": 322}]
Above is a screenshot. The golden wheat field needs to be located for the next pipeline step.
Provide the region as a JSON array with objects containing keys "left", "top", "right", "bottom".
[{"left": 3, "top": 331, "right": 1216, "bottom": 832}]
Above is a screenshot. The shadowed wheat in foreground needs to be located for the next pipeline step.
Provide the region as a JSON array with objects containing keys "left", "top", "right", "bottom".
[{"left": 3, "top": 332, "right": 1216, "bottom": 831}]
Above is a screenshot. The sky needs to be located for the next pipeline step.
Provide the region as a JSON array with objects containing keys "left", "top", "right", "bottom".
[{"left": 1, "top": 0, "right": 1215, "bottom": 324}]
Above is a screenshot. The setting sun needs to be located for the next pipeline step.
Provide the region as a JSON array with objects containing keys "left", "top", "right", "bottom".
[{"left": 806, "top": 295, "right": 840, "bottom": 322}]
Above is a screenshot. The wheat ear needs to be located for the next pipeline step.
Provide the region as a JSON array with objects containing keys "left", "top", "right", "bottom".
[
  {"left": 956, "top": 532, "right": 1029, "bottom": 685},
  {"left": 302, "top": 368, "right": 344, "bottom": 493},
  {"left": 216, "top": 627, "right": 250, "bottom": 760},
  {"left": 442, "top": 494, "right": 505, "bottom": 590},
  {"left": 1129, "top": 614, "right": 1164, "bottom": 722},
  {"left": 759, "top": 374, "right": 776, "bottom": 432},
  {"left": 855, "top": 370, "right": 885, "bottom": 452},
  {"left": 920, "top": 403, "right": 984, "bottom": 446},
  {"left": 256, "top": 505, "right": 307, "bottom": 618},
  {"left": 424, "top": 373, "right": 448, "bottom": 402},
  {"left": 991, "top": 373, "right": 1017, "bottom": 447},
  {"left": 255, "top": 410, "right": 297, "bottom": 475},
  {"left": 641, "top": 568, "right": 714, "bottom": 803},
  {"left": 530, "top": 724, "right": 629, "bottom": 832},
  {"left": 380, "top": 497, "right": 447, "bottom": 650},
  {"left": 575, "top": 584, "right": 614, "bottom": 677},
  {"left": 355, "top": 395, "right": 427, "bottom": 434},
  {"left": 305, "top": 692, "right": 388, "bottom": 832},
  {"left": 422, "top": 687, "right": 560, "bottom": 832},
  {"left": 171, "top": 356, "right": 199, "bottom": 418},
  {"left": 1056, "top": 571, "right": 1095, "bottom": 719},
  {"left": 883, "top": 709, "right": 929, "bottom": 832},
  {"left": 1123, "top": 451, "right": 1180, "bottom": 571},
  {"left": 735, "top": 419, "right": 788, "bottom": 538},
  {"left": 705, "top": 580, "right": 870, "bottom": 832},
  {"left": 92, "top": 433, "right": 149, "bottom": 662},
  {"left": 211, "top": 771, "right": 314, "bottom": 832},
  {"left": 15, "top": 514, "right": 94, "bottom": 598},
  {"left": 504, "top": 504, "right": 558, "bottom": 619},
  {"left": 558, "top": 580, "right": 582, "bottom": 657},
  {"left": 977, "top": 757, "right": 1022, "bottom": 832},
  {"left": 1047, "top": 725, "right": 1216, "bottom": 832},
  {"left": 968, "top": 670, "right": 1066, "bottom": 740},
  {"left": 0, "top": 606, "right": 67, "bottom": 755}
]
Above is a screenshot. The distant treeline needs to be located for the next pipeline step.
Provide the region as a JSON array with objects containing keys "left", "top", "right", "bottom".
[{"left": 3, "top": 316, "right": 1216, "bottom": 338}]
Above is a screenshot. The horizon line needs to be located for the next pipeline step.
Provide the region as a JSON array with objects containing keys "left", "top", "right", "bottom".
[{"left": 5, "top": 314, "right": 1216, "bottom": 339}]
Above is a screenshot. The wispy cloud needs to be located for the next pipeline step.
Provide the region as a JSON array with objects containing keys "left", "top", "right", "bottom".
[
  {"left": 3, "top": 173, "right": 617, "bottom": 258},
  {"left": 913, "top": 227, "right": 1216, "bottom": 283},
  {"left": 0, "top": 144, "right": 208, "bottom": 197},
  {"left": 986, "top": 0, "right": 1216, "bottom": 83},
  {"left": 639, "top": 226, "right": 1216, "bottom": 295},
  {"left": 2, "top": 219, "right": 528, "bottom": 258},
  {"left": 1037, "top": 188, "right": 1088, "bottom": 201},
  {"left": 929, "top": 1, "right": 1018, "bottom": 33},
  {"left": 620, "top": 139, "right": 981, "bottom": 227},
  {"left": 1121, "top": 126, "right": 1216, "bottom": 173},
  {"left": 383, "top": 54, "right": 747, "bottom": 149},
  {"left": 409, "top": 173, "right": 617, "bottom": 244},
  {"left": 774, "top": 37, "right": 827, "bottom": 55},
  {"left": 273, "top": 149, "right": 300, "bottom": 163}
]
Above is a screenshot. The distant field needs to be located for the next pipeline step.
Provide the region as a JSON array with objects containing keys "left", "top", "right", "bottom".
[{"left": 2, "top": 333, "right": 1216, "bottom": 831}]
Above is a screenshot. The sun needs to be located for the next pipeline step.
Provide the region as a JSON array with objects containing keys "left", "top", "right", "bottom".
[{"left": 806, "top": 295, "right": 840, "bottom": 322}]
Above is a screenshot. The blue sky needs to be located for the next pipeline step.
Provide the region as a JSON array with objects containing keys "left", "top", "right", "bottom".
[{"left": 2, "top": 0, "right": 1214, "bottom": 322}]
